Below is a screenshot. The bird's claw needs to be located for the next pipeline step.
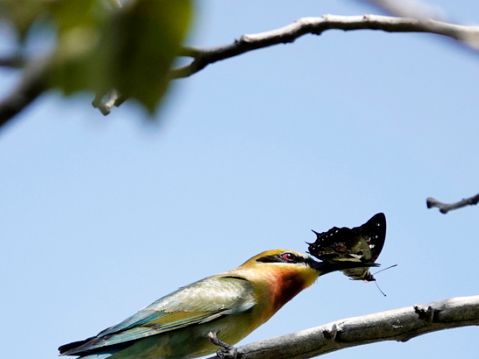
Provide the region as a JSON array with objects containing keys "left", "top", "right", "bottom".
[
  {"left": 216, "top": 346, "right": 238, "bottom": 359},
  {"left": 208, "top": 331, "right": 238, "bottom": 359}
]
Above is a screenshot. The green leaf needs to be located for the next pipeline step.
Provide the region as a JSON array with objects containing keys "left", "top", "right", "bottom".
[
  {"left": 105, "top": 0, "right": 193, "bottom": 112},
  {"left": 47, "top": 0, "right": 102, "bottom": 93},
  {"left": 2, "top": 0, "right": 193, "bottom": 114},
  {"left": 50, "top": 0, "right": 193, "bottom": 114}
]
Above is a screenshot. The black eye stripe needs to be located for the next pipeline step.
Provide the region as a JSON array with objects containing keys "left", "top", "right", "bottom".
[
  {"left": 256, "top": 252, "right": 306, "bottom": 263},
  {"left": 256, "top": 254, "right": 280, "bottom": 263}
]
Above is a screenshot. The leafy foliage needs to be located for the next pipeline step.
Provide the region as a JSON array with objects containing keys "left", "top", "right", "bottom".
[{"left": 0, "top": 0, "right": 193, "bottom": 114}]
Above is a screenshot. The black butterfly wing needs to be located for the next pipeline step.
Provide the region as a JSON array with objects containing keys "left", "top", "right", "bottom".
[
  {"left": 308, "top": 213, "right": 387, "bottom": 281},
  {"left": 351, "top": 212, "right": 386, "bottom": 262},
  {"left": 308, "top": 226, "right": 357, "bottom": 262}
]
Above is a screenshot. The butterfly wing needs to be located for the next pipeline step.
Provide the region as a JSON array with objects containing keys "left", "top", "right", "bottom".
[
  {"left": 351, "top": 212, "right": 386, "bottom": 262},
  {"left": 308, "top": 213, "right": 386, "bottom": 281}
]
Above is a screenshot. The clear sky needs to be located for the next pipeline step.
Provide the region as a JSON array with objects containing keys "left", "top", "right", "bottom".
[{"left": 1, "top": 1, "right": 479, "bottom": 359}]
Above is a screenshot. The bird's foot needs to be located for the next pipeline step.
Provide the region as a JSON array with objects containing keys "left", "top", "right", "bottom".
[{"left": 208, "top": 331, "right": 238, "bottom": 359}]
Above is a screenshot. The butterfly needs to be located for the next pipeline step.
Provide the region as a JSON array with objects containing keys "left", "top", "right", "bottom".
[{"left": 307, "top": 213, "right": 386, "bottom": 281}]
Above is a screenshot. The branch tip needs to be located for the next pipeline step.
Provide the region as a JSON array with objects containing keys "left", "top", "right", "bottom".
[
  {"left": 171, "top": 15, "right": 479, "bottom": 80},
  {"left": 426, "top": 193, "right": 479, "bottom": 214}
]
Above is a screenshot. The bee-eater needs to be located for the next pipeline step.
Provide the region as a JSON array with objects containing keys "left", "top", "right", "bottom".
[{"left": 59, "top": 249, "right": 374, "bottom": 359}]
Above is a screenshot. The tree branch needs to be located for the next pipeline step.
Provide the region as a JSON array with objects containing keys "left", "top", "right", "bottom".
[
  {"left": 172, "top": 15, "right": 479, "bottom": 79},
  {"left": 3, "top": 15, "right": 479, "bottom": 121},
  {"left": 0, "top": 57, "right": 49, "bottom": 131},
  {"left": 0, "top": 55, "right": 25, "bottom": 68},
  {"left": 426, "top": 194, "right": 479, "bottom": 214},
  {"left": 206, "top": 295, "right": 479, "bottom": 359}
]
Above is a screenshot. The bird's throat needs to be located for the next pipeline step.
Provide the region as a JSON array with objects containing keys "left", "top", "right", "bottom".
[{"left": 268, "top": 268, "right": 317, "bottom": 313}]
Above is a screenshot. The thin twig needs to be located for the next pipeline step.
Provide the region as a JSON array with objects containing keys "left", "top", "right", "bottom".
[
  {"left": 3, "top": 15, "right": 479, "bottom": 120},
  {"left": 98, "top": 14, "right": 479, "bottom": 113},
  {"left": 172, "top": 14, "right": 479, "bottom": 79},
  {"left": 0, "top": 55, "right": 25, "bottom": 68},
  {"left": 426, "top": 194, "right": 479, "bottom": 214},
  {"left": 0, "top": 56, "right": 49, "bottom": 131},
  {"left": 207, "top": 295, "right": 479, "bottom": 359}
]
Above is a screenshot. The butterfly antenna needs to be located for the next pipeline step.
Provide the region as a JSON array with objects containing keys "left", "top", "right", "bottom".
[
  {"left": 372, "top": 264, "right": 398, "bottom": 276},
  {"left": 374, "top": 280, "right": 387, "bottom": 297},
  {"left": 372, "top": 264, "right": 398, "bottom": 297}
]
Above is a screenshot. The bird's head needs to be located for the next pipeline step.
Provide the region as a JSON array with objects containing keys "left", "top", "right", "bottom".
[
  {"left": 235, "top": 249, "right": 377, "bottom": 312},
  {"left": 241, "top": 249, "right": 318, "bottom": 273},
  {"left": 241, "top": 248, "right": 374, "bottom": 274}
]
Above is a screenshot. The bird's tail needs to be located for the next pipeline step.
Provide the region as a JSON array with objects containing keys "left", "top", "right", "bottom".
[
  {"left": 59, "top": 338, "right": 115, "bottom": 359},
  {"left": 59, "top": 338, "right": 94, "bottom": 355},
  {"left": 78, "top": 355, "right": 111, "bottom": 359}
]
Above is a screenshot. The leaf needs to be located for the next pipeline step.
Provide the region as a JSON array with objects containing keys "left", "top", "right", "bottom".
[
  {"left": 47, "top": 0, "right": 102, "bottom": 93},
  {"left": 49, "top": 0, "right": 192, "bottom": 113},
  {"left": 2, "top": 0, "right": 193, "bottom": 114},
  {"left": 107, "top": 0, "right": 193, "bottom": 112},
  {"left": 49, "top": 0, "right": 193, "bottom": 114}
]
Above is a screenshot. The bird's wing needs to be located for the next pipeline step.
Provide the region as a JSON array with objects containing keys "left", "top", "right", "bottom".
[{"left": 62, "top": 275, "right": 255, "bottom": 355}]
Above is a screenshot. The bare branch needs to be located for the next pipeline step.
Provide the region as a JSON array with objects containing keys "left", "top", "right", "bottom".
[
  {"left": 4, "top": 15, "right": 479, "bottom": 119},
  {"left": 0, "top": 55, "right": 25, "bottom": 68},
  {"left": 0, "top": 57, "right": 49, "bottom": 130},
  {"left": 426, "top": 194, "right": 479, "bottom": 214},
  {"left": 206, "top": 295, "right": 479, "bottom": 359},
  {"left": 172, "top": 15, "right": 479, "bottom": 79}
]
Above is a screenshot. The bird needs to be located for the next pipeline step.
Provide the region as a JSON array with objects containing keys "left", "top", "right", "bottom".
[{"left": 59, "top": 249, "right": 376, "bottom": 359}]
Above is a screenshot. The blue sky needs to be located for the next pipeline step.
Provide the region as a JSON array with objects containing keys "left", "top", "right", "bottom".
[{"left": 1, "top": 1, "right": 479, "bottom": 358}]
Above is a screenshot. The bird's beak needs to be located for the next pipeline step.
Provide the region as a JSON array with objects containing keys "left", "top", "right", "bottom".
[{"left": 306, "top": 257, "right": 378, "bottom": 275}]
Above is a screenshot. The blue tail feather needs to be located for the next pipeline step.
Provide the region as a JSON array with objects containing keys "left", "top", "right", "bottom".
[{"left": 78, "top": 354, "right": 111, "bottom": 359}]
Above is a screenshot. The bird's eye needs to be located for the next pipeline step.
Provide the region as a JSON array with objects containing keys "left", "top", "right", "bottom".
[{"left": 280, "top": 252, "right": 296, "bottom": 262}]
